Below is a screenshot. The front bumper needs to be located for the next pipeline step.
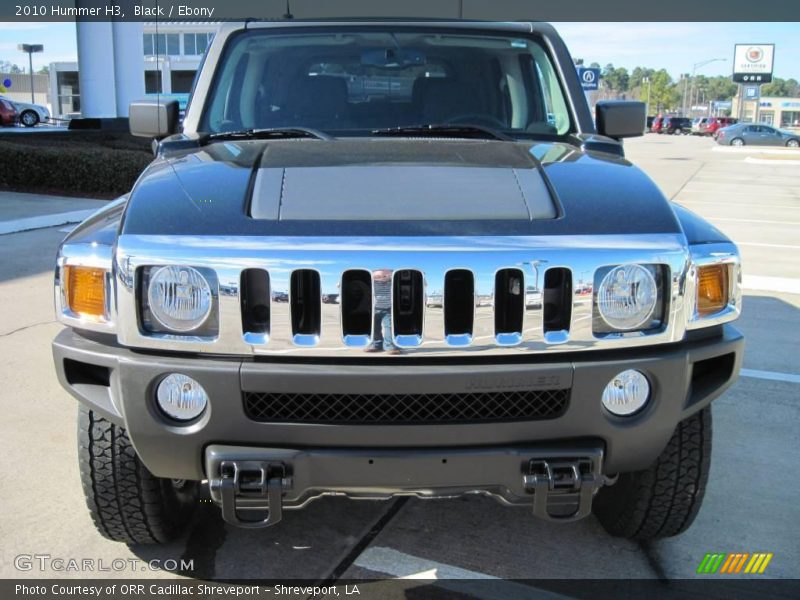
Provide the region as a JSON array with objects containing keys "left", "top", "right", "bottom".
[{"left": 53, "top": 325, "right": 743, "bottom": 483}]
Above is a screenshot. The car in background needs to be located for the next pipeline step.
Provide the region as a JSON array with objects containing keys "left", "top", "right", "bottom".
[
  {"left": 706, "top": 116, "right": 737, "bottom": 138},
  {"left": 716, "top": 123, "right": 800, "bottom": 147},
  {"left": 663, "top": 116, "right": 692, "bottom": 135},
  {"left": 645, "top": 116, "right": 655, "bottom": 132},
  {"left": 0, "top": 96, "right": 50, "bottom": 127},
  {"left": 691, "top": 117, "right": 709, "bottom": 135},
  {"left": 650, "top": 116, "right": 664, "bottom": 133},
  {"left": 0, "top": 98, "right": 17, "bottom": 126}
]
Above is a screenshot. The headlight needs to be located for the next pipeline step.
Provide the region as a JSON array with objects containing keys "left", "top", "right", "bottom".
[
  {"left": 147, "top": 266, "right": 212, "bottom": 332},
  {"left": 597, "top": 264, "right": 658, "bottom": 330}
]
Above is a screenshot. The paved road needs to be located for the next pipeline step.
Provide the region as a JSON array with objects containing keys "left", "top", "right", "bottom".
[{"left": 0, "top": 134, "right": 797, "bottom": 586}]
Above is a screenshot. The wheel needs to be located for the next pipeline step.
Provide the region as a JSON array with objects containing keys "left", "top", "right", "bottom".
[
  {"left": 787, "top": 139, "right": 799, "bottom": 148},
  {"left": 78, "top": 405, "right": 198, "bottom": 544},
  {"left": 20, "top": 110, "right": 39, "bottom": 127},
  {"left": 594, "top": 407, "right": 711, "bottom": 540},
  {"left": 730, "top": 138, "right": 744, "bottom": 147}
]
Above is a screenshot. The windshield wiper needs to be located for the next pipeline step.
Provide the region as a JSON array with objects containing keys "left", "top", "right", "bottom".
[
  {"left": 202, "top": 127, "right": 333, "bottom": 144},
  {"left": 372, "top": 124, "right": 512, "bottom": 141}
]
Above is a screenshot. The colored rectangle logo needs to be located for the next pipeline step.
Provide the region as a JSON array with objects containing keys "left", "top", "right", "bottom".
[{"left": 698, "top": 552, "right": 773, "bottom": 575}]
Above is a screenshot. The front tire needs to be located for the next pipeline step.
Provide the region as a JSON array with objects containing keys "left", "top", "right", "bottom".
[
  {"left": 78, "top": 405, "right": 198, "bottom": 544},
  {"left": 594, "top": 407, "right": 711, "bottom": 540},
  {"left": 20, "top": 110, "right": 39, "bottom": 127},
  {"left": 731, "top": 138, "right": 744, "bottom": 147},
  {"left": 787, "top": 139, "right": 799, "bottom": 148}
]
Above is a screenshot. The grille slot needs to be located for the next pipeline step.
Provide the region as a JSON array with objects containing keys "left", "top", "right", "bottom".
[
  {"left": 494, "top": 268, "right": 524, "bottom": 344},
  {"left": 341, "top": 270, "right": 372, "bottom": 341},
  {"left": 240, "top": 268, "right": 270, "bottom": 337},
  {"left": 393, "top": 269, "right": 424, "bottom": 343},
  {"left": 243, "top": 388, "right": 569, "bottom": 423},
  {"left": 290, "top": 270, "right": 321, "bottom": 341},
  {"left": 444, "top": 269, "right": 474, "bottom": 340},
  {"left": 543, "top": 268, "right": 572, "bottom": 342}
]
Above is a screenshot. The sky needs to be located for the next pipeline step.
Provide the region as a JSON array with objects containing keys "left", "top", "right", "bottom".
[{"left": 0, "top": 21, "right": 798, "bottom": 81}]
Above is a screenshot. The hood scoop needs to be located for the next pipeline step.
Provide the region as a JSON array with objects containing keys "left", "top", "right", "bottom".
[{"left": 249, "top": 165, "right": 557, "bottom": 221}]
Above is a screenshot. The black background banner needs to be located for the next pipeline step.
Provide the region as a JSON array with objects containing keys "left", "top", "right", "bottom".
[
  {"left": 1, "top": 0, "right": 800, "bottom": 22},
  {"left": 4, "top": 579, "right": 800, "bottom": 599}
]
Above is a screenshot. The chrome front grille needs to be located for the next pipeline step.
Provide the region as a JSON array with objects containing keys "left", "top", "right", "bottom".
[
  {"left": 243, "top": 388, "right": 570, "bottom": 423},
  {"left": 114, "top": 233, "right": 692, "bottom": 356}
]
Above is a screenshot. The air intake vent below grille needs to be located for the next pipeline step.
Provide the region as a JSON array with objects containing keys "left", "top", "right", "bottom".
[{"left": 243, "top": 388, "right": 569, "bottom": 424}]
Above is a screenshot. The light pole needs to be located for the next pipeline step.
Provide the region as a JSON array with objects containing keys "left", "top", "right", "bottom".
[
  {"left": 18, "top": 43, "right": 44, "bottom": 104},
  {"left": 684, "top": 57, "right": 726, "bottom": 117},
  {"left": 643, "top": 76, "right": 651, "bottom": 116}
]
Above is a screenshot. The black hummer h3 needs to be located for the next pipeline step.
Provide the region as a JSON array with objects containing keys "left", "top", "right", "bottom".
[{"left": 53, "top": 20, "right": 742, "bottom": 543}]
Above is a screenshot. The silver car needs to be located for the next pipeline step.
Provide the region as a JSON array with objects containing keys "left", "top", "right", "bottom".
[
  {"left": 717, "top": 123, "right": 800, "bottom": 147},
  {"left": 0, "top": 96, "right": 50, "bottom": 127}
]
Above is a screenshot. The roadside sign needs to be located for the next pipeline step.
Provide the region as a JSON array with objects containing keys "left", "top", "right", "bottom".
[
  {"left": 577, "top": 67, "right": 600, "bottom": 91},
  {"left": 732, "top": 44, "right": 774, "bottom": 83},
  {"left": 744, "top": 85, "right": 760, "bottom": 100}
]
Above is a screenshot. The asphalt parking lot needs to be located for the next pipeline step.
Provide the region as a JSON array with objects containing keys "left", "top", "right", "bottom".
[{"left": 0, "top": 133, "right": 797, "bottom": 588}]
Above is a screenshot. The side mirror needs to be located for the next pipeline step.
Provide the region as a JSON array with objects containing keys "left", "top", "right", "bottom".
[
  {"left": 596, "top": 101, "right": 646, "bottom": 139},
  {"left": 129, "top": 99, "right": 179, "bottom": 138}
]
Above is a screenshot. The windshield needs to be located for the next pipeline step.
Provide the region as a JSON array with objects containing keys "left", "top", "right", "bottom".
[{"left": 200, "top": 28, "right": 572, "bottom": 138}]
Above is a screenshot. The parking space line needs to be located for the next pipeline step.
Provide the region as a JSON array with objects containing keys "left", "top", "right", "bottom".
[
  {"left": 676, "top": 202, "right": 800, "bottom": 211},
  {"left": 742, "top": 275, "right": 800, "bottom": 295},
  {"left": 737, "top": 242, "right": 800, "bottom": 250},
  {"left": 0, "top": 209, "right": 96, "bottom": 235},
  {"left": 741, "top": 369, "right": 800, "bottom": 384},
  {"left": 353, "top": 547, "right": 568, "bottom": 599},
  {"left": 709, "top": 218, "right": 800, "bottom": 226}
]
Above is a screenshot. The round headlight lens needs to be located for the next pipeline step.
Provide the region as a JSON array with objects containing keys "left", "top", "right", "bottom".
[
  {"left": 147, "top": 266, "right": 212, "bottom": 332},
  {"left": 597, "top": 264, "right": 657, "bottom": 330},
  {"left": 156, "top": 373, "right": 208, "bottom": 421},
  {"left": 602, "top": 369, "right": 650, "bottom": 416}
]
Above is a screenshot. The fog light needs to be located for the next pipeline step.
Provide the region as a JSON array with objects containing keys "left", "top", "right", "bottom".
[
  {"left": 156, "top": 374, "right": 208, "bottom": 421},
  {"left": 602, "top": 370, "right": 650, "bottom": 416}
]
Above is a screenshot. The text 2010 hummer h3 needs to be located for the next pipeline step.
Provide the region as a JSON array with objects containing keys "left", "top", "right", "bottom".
[{"left": 52, "top": 20, "right": 743, "bottom": 543}]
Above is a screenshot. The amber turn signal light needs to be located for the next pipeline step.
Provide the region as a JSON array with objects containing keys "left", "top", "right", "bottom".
[
  {"left": 697, "top": 264, "right": 729, "bottom": 317},
  {"left": 64, "top": 266, "right": 106, "bottom": 320}
]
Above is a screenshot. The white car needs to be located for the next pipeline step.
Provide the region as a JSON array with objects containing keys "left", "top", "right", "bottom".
[{"left": 0, "top": 96, "right": 50, "bottom": 127}]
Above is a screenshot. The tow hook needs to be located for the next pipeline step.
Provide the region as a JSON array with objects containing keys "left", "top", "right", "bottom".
[
  {"left": 209, "top": 460, "right": 291, "bottom": 528},
  {"left": 522, "top": 457, "right": 603, "bottom": 522}
]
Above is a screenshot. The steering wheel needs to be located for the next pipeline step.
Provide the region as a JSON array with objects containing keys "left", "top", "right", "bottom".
[{"left": 444, "top": 114, "right": 507, "bottom": 129}]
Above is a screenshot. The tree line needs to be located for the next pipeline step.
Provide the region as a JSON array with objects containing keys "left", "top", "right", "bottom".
[
  {"left": 0, "top": 60, "right": 49, "bottom": 74},
  {"left": 576, "top": 60, "right": 800, "bottom": 114}
]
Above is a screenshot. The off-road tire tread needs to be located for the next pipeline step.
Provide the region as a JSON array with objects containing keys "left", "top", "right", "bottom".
[
  {"left": 595, "top": 407, "right": 711, "bottom": 540},
  {"left": 78, "top": 405, "right": 190, "bottom": 544}
]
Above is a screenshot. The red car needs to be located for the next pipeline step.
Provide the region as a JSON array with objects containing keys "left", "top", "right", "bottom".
[
  {"left": 705, "top": 117, "right": 737, "bottom": 137},
  {"left": 650, "top": 116, "right": 664, "bottom": 133},
  {"left": 0, "top": 98, "right": 18, "bottom": 126}
]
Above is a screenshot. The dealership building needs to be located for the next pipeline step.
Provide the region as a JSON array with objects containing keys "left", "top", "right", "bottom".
[
  {"left": 49, "top": 22, "right": 219, "bottom": 119},
  {"left": 731, "top": 94, "right": 800, "bottom": 130}
]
